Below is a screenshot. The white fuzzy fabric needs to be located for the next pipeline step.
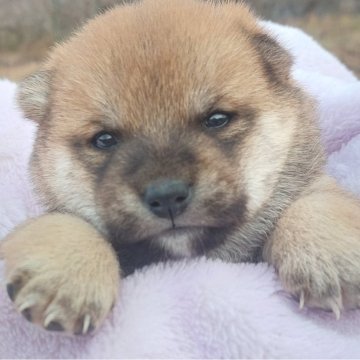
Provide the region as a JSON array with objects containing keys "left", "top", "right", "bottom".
[{"left": 0, "top": 21, "right": 360, "bottom": 358}]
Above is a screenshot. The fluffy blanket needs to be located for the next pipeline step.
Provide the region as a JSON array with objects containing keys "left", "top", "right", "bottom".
[{"left": 0, "top": 21, "right": 360, "bottom": 358}]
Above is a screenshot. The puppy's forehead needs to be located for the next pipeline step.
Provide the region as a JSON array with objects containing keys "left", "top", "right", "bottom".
[{"left": 51, "top": 0, "right": 264, "bottom": 130}]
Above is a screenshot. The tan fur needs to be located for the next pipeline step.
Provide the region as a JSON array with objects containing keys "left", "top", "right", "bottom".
[
  {"left": 2, "top": 0, "right": 360, "bottom": 335},
  {"left": 0, "top": 214, "right": 119, "bottom": 334},
  {"left": 263, "top": 175, "right": 360, "bottom": 316}
]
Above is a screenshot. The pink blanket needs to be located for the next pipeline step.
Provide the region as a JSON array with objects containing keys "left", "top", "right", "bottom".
[{"left": 1, "top": 21, "right": 360, "bottom": 358}]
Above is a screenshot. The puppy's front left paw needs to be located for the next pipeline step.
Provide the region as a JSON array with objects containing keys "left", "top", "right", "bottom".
[
  {"left": 1, "top": 214, "right": 120, "bottom": 335},
  {"left": 277, "top": 253, "right": 342, "bottom": 317},
  {"left": 265, "top": 179, "right": 360, "bottom": 318},
  {"left": 275, "top": 241, "right": 360, "bottom": 318}
]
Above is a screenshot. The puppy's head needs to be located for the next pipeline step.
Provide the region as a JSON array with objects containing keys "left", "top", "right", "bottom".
[{"left": 18, "top": 0, "right": 316, "bottom": 258}]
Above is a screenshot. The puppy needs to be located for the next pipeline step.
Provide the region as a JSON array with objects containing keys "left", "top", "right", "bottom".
[{"left": 2, "top": 0, "right": 360, "bottom": 335}]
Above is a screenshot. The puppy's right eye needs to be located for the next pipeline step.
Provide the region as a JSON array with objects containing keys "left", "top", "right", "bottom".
[{"left": 91, "top": 131, "right": 118, "bottom": 150}]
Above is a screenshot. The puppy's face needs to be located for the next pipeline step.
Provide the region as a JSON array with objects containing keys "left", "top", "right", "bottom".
[{"left": 19, "top": 0, "right": 304, "bottom": 258}]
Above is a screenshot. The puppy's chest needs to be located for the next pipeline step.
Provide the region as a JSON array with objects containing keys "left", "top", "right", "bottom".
[
  {"left": 114, "top": 241, "right": 174, "bottom": 276},
  {"left": 114, "top": 232, "right": 201, "bottom": 276}
]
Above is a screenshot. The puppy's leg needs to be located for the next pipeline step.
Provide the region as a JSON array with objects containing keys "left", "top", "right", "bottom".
[
  {"left": 264, "top": 175, "right": 360, "bottom": 316},
  {"left": 0, "top": 213, "right": 120, "bottom": 335}
]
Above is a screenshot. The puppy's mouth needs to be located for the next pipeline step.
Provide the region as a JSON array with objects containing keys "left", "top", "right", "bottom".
[
  {"left": 167, "top": 209, "right": 176, "bottom": 229},
  {"left": 152, "top": 223, "right": 230, "bottom": 257},
  {"left": 110, "top": 218, "right": 236, "bottom": 276},
  {"left": 157, "top": 224, "right": 206, "bottom": 238}
]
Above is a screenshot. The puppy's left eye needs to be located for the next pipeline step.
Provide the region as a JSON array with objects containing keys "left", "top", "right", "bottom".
[
  {"left": 203, "top": 112, "right": 231, "bottom": 129},
  {"left": 91, "top": 131, "right": 118, "bottom": 150}
]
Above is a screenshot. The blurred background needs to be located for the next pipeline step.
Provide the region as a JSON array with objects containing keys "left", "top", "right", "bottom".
[{"left": 0, "top": 0, "right": 359, "bottom": 81}]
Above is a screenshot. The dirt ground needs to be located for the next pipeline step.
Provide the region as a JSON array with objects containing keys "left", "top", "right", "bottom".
[{"left": 0, "top": 13, "right": 359, "bottom": 81}]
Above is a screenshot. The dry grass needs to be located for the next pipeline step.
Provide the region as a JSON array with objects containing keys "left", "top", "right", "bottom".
[
  {"left": 285, "top": 14, "right": 360, "bottom": 77},
  {"left": 0, "top": 14, "right": 359, "bottom": 82},
  {"left": 0, "top": 62, "right": 40, "bottom": 81}
]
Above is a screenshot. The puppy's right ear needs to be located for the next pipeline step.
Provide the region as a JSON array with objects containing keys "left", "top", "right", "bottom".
[{"left": 17, "top": 70, "right": 51, "bottom": 123}]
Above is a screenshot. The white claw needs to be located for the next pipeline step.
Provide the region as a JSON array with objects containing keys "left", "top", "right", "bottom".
[
  {"left": 44, "top": 312, "right": 57, "bottom": 328},
  {"left": 0, "top": 242, "right": 4, "bottom": 259},
  {"left": 82, "top": 314, "right": 91, "bottom": 334},
  {"left": 18, "top": 299, "right": 36, "bottom": 313},
  {"left": 299, "top": 291, "right": 305, "bottom": 310},
  {"left": 329, "top": 300, "right": 341, "bottom": 320}
]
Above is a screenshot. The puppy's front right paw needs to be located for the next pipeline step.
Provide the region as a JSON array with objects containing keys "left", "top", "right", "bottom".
[
  {"left": 5, "top": 261, "right": 117, "bottom": 335},
  {"left": 1, "top": 214, "right": 120, "bottom": 335}
]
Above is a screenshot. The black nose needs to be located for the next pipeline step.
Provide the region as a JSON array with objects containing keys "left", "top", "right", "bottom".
[{"left": 143, "top": 179, "right": 191, "bottom": 219}]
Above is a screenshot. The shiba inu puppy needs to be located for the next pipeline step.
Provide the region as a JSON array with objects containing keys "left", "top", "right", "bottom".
[{"left": 2, "top": 0, "right": 360, "bottom": 335}]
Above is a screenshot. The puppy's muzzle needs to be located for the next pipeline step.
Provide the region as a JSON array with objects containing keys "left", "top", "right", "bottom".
[{"left": 143, "top": 179, "right": 192, "bottom": 219}]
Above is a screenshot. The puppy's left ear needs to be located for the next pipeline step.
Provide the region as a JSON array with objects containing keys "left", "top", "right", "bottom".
[
  {"left": 251, "top": 33, "right": 293, "bottom": 85},
  {"left": 17, "top": 70, "right": 51, "bottom": 124}
]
